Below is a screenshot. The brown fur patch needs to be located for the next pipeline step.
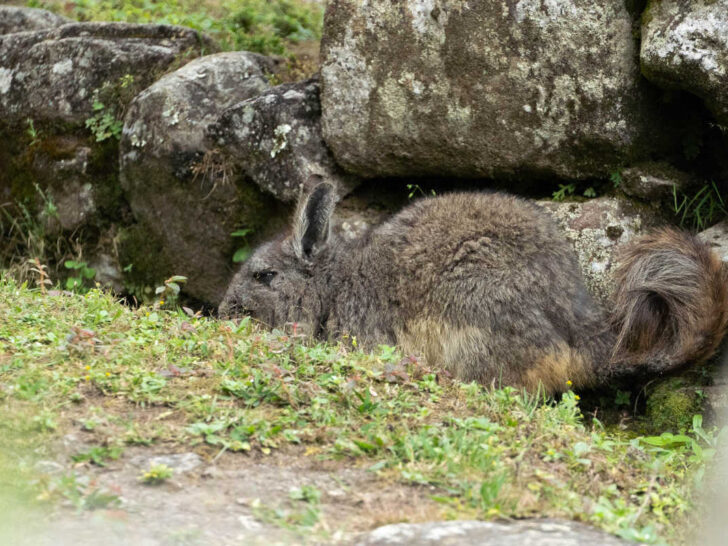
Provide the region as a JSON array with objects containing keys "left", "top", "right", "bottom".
[
  {"left": 523, "top": 345, "right": 591, "bottom": 395},
  {"left": 398, "top": 320, "right": 593, "bottom": 394},
  {"left": 396, "top": 318, "right": 524, "bottom": 386},
  {"left": 396, "top": 319, "right": 482, "bottom": 376}
]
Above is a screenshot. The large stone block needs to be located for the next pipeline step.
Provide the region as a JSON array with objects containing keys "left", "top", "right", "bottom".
[{"left": 321, "top": 0, "right": 667, "bottom": 181}]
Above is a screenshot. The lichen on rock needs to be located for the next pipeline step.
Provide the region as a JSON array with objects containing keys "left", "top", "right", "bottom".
[
  {"left": 641, "top": 0, "right": 728, "bottom": 125},
  {"left": 538, "top": 197, "right": 662, "bottom": 303},
  {"left": 320, "top": 0, "right": 672, "bottom": 181},
  {"left": 208, "top": 76, "right": 357, "bottom": 203},
  {"left": 120, "top": 51, "right": 284, "bottom": 304}
]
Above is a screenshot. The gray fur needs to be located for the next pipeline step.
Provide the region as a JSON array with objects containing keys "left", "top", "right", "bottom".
[{"left": 220, "top": 184, "right": 728, "bottom": 393}]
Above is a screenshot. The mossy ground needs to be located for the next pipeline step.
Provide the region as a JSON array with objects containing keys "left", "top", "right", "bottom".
[{"left": 0, "top": 277, "right": 724, "bottom": 544}]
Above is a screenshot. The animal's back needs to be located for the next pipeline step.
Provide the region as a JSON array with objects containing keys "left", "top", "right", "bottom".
[{"left": 366, "top": 192, "right": 611, "bottom": 392}]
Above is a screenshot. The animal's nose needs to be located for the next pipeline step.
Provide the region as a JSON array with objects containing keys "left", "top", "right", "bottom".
[
  {"left": 218, "top": 297, "right": 238, "bottom": 319},
  {"left": 218, "top": 295, "right": 252, "bottom": 319},
  {"left": 217, "top": 299, "right": 232, "bottom": 319}
]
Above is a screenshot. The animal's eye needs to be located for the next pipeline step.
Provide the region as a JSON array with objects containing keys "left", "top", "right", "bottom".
[{"left": 253, "top": 270, "right": 277, "bottom": 286}]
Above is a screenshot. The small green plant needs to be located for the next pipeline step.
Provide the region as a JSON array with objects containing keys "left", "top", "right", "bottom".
[
  {"left": 252, "top": 497, "right": 322, "bottom": 532},
  {"left": 641, "top": 415, "right": 722, "bottom": 466},
  {"left": 610, "top": 170, "right": 623, "bottom": 188},
  {"left": 26, "top": 119, "right": 40, "bottom": 147},
  {"left": 71, "top": 445, "right": 123, "bottom": 467},
  {"left": 672, "top": 181, "right": 728, "bottom": 231},
  {"left": 552, "top": 183, "right": 577, "bottom": 201},
  {"left": 406, "top": 184, "right": 436, "bottom": 199},
  {"left": 289, "top": 484, "right": 321, "bottom": 504},
  {"left": 154, "top": 275, "right": 188, "bottom": 307},
  {"left": 140, "top": 463, "right": 174, "bottom": 485},
  {"left": 85, "top": 98, "right": 124, "bottom": 142},
  {"left": 32, "top": 411, "right": 58, "bottom": 432},
  {"left": 64, "top": 260, "right": 96, "bottom": 292},
  {"left": 614, "top": 389, "right": 631, "bottom": 408},
  {"left": 84, "top": 74, "right": 136, "bottom": 142},
  {"left": 552, "top": 182, "right": 599, "bottom": 201},
  {"left": 231, "top": 228, "right": 254, "bottom": 263}
]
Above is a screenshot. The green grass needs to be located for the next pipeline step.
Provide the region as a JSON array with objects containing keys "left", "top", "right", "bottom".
[
  {"left": 0, "top": 276, "right": 723, "bottom": 543},
  {"left": 672, "top": 181, "right": 728, "bottom": 231},
  {"left": 27, "top": 0, "right": 324, "bottom": 56}
]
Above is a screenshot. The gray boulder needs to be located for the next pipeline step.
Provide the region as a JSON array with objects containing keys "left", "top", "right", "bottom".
[
  {"left": 0, "top": 6, "right": 70, "bottom": 35},
  {"left": 619, "top": 162, "right": 693, "bottom": 205},
  {"left": 208, "top": 76, "right": 357, "bottom": 203},
  {"left": 353, "top": 519, "right": 627, "bottom": 545},
  {"left": 0, "top": 22, "right": 214, "bottom": 289},
  {"left": 120, "top": 51, "right": 279, "bottom": 304},
  {"left": 539, "top": 197, "right": 663, "bottom": 303},
  {"left": 642, "top": 0, "right": 728, "bottom": 124},
  {"left": 0, "top": 23, "right": 216, "bottom": 126},
  {"left": 320, "top": 0, "right": 667, "bottom": 180}
]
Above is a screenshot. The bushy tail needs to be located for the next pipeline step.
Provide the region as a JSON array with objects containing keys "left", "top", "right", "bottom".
[{"left": 610, "top": 228, "right": 728, "bottom": 376}]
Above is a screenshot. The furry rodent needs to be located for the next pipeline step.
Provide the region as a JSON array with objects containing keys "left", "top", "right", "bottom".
[{"left": 219, "top": 182, "right": 728, "bottom": 394}]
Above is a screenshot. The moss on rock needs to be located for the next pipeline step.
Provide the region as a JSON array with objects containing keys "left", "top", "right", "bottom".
[{"left": 645, "top": 376, "right": 705, "bottom": 432}]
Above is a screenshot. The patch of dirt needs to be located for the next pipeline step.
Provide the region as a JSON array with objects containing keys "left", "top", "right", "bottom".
[{"left": 12, "top": 444, "right": 445, "bottom": 545}]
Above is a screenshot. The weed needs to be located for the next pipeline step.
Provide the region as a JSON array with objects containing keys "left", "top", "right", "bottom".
[
  {"left": 610, "top": 170, "right": 623, "bottom": 188},
  {"left": 26, "top": 119, "right": 40, "bottom": 147},
  {"left": 251, "top": 497, "right": 322, "bottom": 534},
  {"left": 406, "top": 184, "right": 436, "bottom": 199},
  {"left": 154, "top": 275, "right": 188, "bottom": 308},
  {"left": 64, "top": 260, "right": 96, "bottom": 292},
  {"left": 672, "top": 181, "right": 728, "bottom": 231},
  {"left": 84, "top": 74, "right": 137, "bottom": 142},
  {"left": 0, "top": 184, "right": 76, "bottom": 285},
  {"left": 140, "top": 463, "right": 174, "bottom": 484},
  {"left": 289, "top": 484, "right": 321, "bottom": 504},
  {"left": 191, "top": 149, "right": 235, "bottom": 199},
  {"left": 552, "top": 182, "right": 600, "bottom": 201},
  {"left": 27, "top": 258, "right": 52, "bottom": 294},
  {"left": 552, "top": 183, "right": 577, "bottom": 201},
  {"left": 71, "top": 445, "right": 123, "bottom": 467},
  {"left": 85, "top": 98, "right": 123, "bottom": 142}
]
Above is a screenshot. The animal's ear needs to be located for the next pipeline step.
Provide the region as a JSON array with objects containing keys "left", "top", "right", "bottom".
[{"left": 292, "top": 180, "right": 337, "bottom": 261}]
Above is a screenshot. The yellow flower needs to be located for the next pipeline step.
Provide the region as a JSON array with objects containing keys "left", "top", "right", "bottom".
[
  {"left": 566, "top": 380, "right": 573, "bottom": 387},
  {"left": 84, "top": 375, "right": 90, "bottom": 381},
  {"left": 85, "top": 365, "right": 91, "bottom": 371},
  {"left": 574, "top": 394, "right": 581, "bottom": 401},
  {"left": 105, "top": 372, "right": 111, "bottom": 377},
  {"left": 159, "top": 300, "right": 165, "bottom": 306}
]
